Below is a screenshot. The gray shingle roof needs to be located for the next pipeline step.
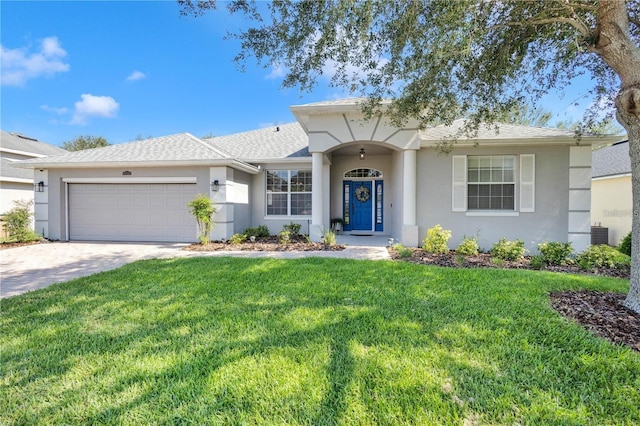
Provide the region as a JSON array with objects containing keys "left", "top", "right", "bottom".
[
  {"left": 419, "top": 119, "right": 576, "bottom": 141},
  {"left": 0, "top": 131, "right": 67, "bottom": 156},
  {"left": 205, "top": 122, "right": 310, "bottom": 161},
  {"left": 1, "top": 158, "right": 33, "bottom": 180},
  {"left": 592, "top": 140, "right": 630, "bottom": 178},
  {"left": 16, "top": 133, "right": 241, "bottom": 166}
]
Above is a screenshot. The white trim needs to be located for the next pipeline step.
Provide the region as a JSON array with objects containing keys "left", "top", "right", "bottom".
[
  {"left": 519, "top": 154, "right": 535, "bottom": 212},
  {"left": 466, "top": 211, "right": 520, "bottom": 217},
  {"left": 592, "top": 173, "right": 631, "bottom": 181},
  {"left": 0, "top": 177, "right": 33, "bottom": 184},
  {"left": 14, "top": 159, "right": 261, "bottom": 174},
  {"left": 65, "top": 182, "right": 69, "bottom": 241},
  {"left": 62, "top": 177, "right": 197, "bottom": 184},
  {"left": 263, "top": 215, "right": 312, "bottom": 220},
  {"left": 0, "top": 147, "right": 49, "bottom": 158}
]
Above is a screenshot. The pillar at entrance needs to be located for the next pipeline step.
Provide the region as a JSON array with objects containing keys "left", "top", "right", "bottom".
[
  {"left": 310, "top": 152, "right": 324, "bottom": 242},
  {"left": 402, "top": 149, "right": 419, "bottom": 247}
]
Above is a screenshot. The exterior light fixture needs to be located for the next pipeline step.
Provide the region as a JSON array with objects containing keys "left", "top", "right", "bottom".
[
  {"left": 211, "top": 180, "right": 220, "bottom": 192},
  {"left": 359, "top": 148, "right": 366, "bottom": 160},
  {"left": 35, "top": 181, "right": 45, "bottom": 192}
]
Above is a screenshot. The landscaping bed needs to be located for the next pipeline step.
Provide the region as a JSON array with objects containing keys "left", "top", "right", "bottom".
[
  {"left": 184, "top": 235, "right": 345, "bottom": 252},
  {"left": 388, "top": 246, "right": 639, "bottom": 352}
]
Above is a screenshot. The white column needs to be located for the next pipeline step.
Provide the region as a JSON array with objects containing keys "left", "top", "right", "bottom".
[
  {"left": 310, "top": 152, "right": 324, "bottom": 242},
  {"left": 402, "top": 149, "right": 419, "bottom": 247}
]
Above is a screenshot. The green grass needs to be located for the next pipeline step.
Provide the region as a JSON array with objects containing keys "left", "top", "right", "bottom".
[{"left": 1, "top": 257, "right": 638, "bottom": 425}]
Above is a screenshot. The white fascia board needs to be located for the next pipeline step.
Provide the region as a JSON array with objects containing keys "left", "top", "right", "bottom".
[
  {"left": 420, "top": 135, "right": 620, "bottom": 148},
  {"left": 14, "top": 159, "right": 261, "bottom": 174},
  {"left": 0, "top": 177, "right": 33, "bottom": 184},
  {"left": 62, "top": 177, "right": 197, "bottom": 184},
  {"left": 592, "top": 173, "right": 632, "bottom": 181},
  {"left": 248, "top": 157, "right": 312, "bottom": 164},
  {"left": 0, "top": 147, "right": 48, "bottom": 158}
]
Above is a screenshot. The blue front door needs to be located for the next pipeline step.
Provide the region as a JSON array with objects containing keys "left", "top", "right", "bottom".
[{"left": 351, "top": 181, "right": 373, "bottom": 231}]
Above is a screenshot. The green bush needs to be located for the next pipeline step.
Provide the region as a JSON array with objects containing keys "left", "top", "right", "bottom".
[
  {"left": 619, "top": 231, "right": 632, "bottom": 256},
  {"left": 187, "top": 194, "right": 216, "bottom": 244},
  {"left": 229, "top": 233, "right": 247, "bottom": 245},
  {"left": 283, "top": 222, "right": 301, "bottom": 236},
  {"left": 393, "top": 243, "right": 413, "bottom": 259},
  {"left": 456, "top": 236, "right": 479, "bottom": 256},
  {"left": 243, "top": 225, "right": 270, "bottom": 238},
  {"left": 537, "top": 241, "right": 573, "bottom": 265},
  {"left": 490, "top": 238, "right": 525, "bottom": 261},
  {"left": 2, "top": 200, "right": 40, "bottom": 243},
  {"left": 576, "top": 245, "right": 631, "bottom": 270},
  {"left": 422, "top": 224, "right": 451, "bottom": 254},
  {"left": 322, "top": 228, "right": 337, "bottom": 246},
  {"left": 279, "top": 230, "right": 291, "bottom": 245},
  {"left": 530, "top": 255, "right": 545, "bottom": 270}
]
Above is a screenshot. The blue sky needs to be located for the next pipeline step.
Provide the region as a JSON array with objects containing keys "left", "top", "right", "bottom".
[{"left": 1, "top": 1, "right": 600, "bottom": 147}]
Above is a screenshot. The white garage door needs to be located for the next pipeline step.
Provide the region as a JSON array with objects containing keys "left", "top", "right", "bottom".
[{"left": 69, "top": 183, "right": 198, "bottom": 242}]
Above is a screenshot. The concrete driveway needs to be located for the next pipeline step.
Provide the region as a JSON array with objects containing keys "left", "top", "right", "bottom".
[{"left": 0, "top": 238, "right": 391, "bottom": 299}]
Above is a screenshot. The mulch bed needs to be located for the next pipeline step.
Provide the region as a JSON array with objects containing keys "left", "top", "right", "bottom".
[
  {"left": 0, "top": 240, "right": 42, "bottom": 250},
  {"left": 389, "top": 247, "right": 639, "bottom": 352},
  {"left": 184, "top": 235, "right": 345, "bottom": 252}
]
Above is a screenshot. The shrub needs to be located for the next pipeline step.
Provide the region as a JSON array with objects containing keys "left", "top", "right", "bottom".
[
  {"left": 187, "top": 194, "right": 216, "bottom": 244},
  {"left": 322, "top": 228, "right": 337, "bottom": 246},
  {"left": 456, "top": 235, "right": 479, "bottom": 256},
  {"left": 2, "top": 200, "right": 40, "bottom": 243},
  {"left": 576, "top": 245, "right": 631, "bottom": 270},
  {"left": 619, "top": 231, "right": 632, "bottom": 256},
  {"left": 393, "top": 243, "right": 413, "bottom": 259},
  {"left": 243, "top": 225, "right": 270, "bottom": 238},
  {"left": 490, "top": 238, "right": 525, "bottom": 261},
  {"left": 537, "top": 241, "right": 573, "bottom": 266},
  {"left": 229, "top": 233, "right": 247, "bottom": 245},
  {"left": 422, "top": 224, "right": 451, "bottom": 254},
  {"left": 283, "top": 222, "right": 301, "bottom": 236},
  {"left": 279, "top": 230, "right": 291, "bottom": 245},
  {"left": 530, "top": 255, "right": 545, "bottom": 270}
]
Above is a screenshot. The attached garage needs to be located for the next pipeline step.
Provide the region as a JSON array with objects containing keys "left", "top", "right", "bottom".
[{"left": 67, "top": 181, "right": 198, "bottom": 242}]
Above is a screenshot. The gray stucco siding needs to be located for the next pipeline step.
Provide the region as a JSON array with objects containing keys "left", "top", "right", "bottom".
[{"left": 416, "top": 145, "right": 570, "bottom": 253}]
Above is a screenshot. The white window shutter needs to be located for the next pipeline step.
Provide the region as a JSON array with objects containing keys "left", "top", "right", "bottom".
[
  {"left": 520, "top": 154, "right": 535, "bottom": 212},
  {"left": 452, "top": 155, "right": 467, "bottom": 212}
]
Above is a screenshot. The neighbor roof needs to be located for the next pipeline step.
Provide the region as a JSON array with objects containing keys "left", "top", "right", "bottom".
[
  {"left": 0, "top": 131, "right": 67, "bottom": 157},
  {"left": 205, "top": 122, "right": 310, "bottom": 161},
  {"left": 592, "top": 140, "right": 630, "bottom": 178},
  {"left": 15, "top": 133, "right": 259, "bottom": 173}
]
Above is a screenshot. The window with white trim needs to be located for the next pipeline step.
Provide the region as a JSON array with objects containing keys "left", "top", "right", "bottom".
[
  {"left": 266, "top": 170, "right": 312, "bottom": 216},
  {"left": 452, "top": 154, "right": 535, "bottom": 213},
  {"left": 467, "top": 156, "right": 515, "bottom": 210}
]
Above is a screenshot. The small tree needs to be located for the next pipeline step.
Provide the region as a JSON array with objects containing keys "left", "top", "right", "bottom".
[
  {"left": 187, "top": 194, "right": 216, "bottom": 244},
  {"left": 61, "top": 135, "right": 110, "bottom": 151},
  {"left": 2, "top": 199, "right": 39, "bottom": 242}
]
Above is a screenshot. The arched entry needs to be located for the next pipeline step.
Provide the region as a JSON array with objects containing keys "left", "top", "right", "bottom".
[{"left": 343, "top": 168, "right": 383, "bottom": 233}]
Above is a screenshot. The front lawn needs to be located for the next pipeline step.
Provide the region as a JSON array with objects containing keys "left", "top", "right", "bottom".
[{"left": 1, "top": 258, "right": 638, "bottom": 425}]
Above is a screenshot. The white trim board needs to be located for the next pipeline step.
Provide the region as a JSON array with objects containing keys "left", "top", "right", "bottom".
[{"left": 62, "top": 177, "right": 197, "bottom": 184}]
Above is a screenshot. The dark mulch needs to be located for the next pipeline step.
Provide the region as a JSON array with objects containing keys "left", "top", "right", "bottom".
[
  {"left": 389, "top": 247, "right": 638, "bottom": 352},
  {"left": 551, "top": 291, "right": 640, "bottom": 352},
  {"left": 184, "top": 235, "right": 345, "bottom": 252},
  {"left": 0, "top": 240, "right": 42, "bottom": 250}
]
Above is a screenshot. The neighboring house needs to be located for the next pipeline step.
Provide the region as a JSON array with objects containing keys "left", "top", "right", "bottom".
[
  {"left": 591, "top": 140, "right": 631, "bottom": 246},
  {"left": 14, "top": 99, "right": 620, "bottom": 251},
  {"left": 0, "top": 131, "right": 67, "bottom": 215}
]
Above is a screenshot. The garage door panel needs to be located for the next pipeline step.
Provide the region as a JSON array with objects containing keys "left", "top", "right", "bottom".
[{"left": 69, "top": 183, "right": 198, "bottom": 242}]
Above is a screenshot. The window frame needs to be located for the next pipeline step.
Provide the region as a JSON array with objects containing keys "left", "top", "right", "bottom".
[
  {"left": 265, "top": 169, "right": 312, "bottom": 217},
  {"left": 466, "top": 155, "right": 516, "bottom": 212}
]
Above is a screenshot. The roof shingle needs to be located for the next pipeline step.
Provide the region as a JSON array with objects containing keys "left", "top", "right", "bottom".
[{"left": 592, "top": 140, "right": 630, "bottom": 178}]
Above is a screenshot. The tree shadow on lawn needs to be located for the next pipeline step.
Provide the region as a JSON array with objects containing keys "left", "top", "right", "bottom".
[{"left": 1, "top": 257, "right": 638, "bottom": 424}]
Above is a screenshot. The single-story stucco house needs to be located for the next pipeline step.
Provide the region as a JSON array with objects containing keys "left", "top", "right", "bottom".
[
  {"left": 15, "top": 99, "right": 620, "bottom": 252},
  {"left": 592, "top": 140, "right": 631, "bottom": 246},
  {"left": 1, "top": 130, "right": 67, "bottom": 215}
]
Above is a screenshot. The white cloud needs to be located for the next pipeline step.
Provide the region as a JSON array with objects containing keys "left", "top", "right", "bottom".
[
  {"left": 266, "top": 63, "right": 287, "bottom": 80},
  {"left": 0, "top": 36, "right": 70, "bottom": 86},
  {"left": 40, "top": 104, "right": 69, "bottom": 115},
  {"left": 71, "top": 94, "right": 119, "bottom": 125},
  {"left": 127, "top": 70, "right": 147, "bottom": 81}
]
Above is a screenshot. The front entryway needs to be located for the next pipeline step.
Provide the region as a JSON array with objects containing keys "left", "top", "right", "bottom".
[{"left": 343, "top": 179, "right": 383, "bottom": 233}]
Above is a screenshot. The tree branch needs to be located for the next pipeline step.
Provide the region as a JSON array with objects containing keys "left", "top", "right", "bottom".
[{"left": 499, "top": 16, "right": 590, "bottom": 37}]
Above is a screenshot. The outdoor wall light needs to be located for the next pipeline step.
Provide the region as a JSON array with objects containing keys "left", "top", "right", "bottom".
[
  {"left": 35, "top": 181, "right": 45, "bottom": 192},
  {"left": 211, "top": 180, "right": 220, "bottom": 192},
  {"left": 359, "top": 148, "right": 366, "bottom": 160}
]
